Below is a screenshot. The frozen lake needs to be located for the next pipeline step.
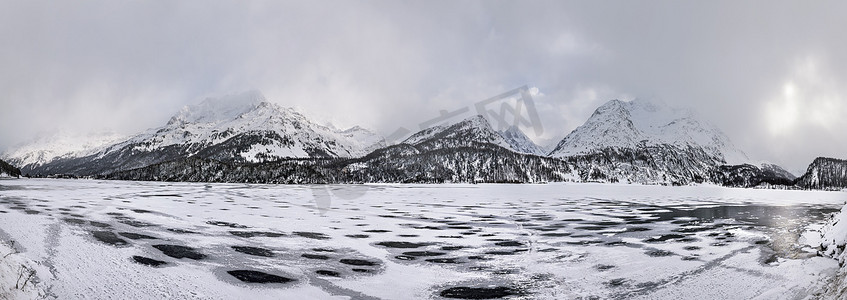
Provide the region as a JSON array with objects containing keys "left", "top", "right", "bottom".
[{"left": 1, "top": 179, "right": 846, "bottom": 299}]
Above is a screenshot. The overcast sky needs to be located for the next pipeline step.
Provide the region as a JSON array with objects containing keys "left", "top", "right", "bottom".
[{"left": 1, "top": 0, "right": 845, "bottom": 173}]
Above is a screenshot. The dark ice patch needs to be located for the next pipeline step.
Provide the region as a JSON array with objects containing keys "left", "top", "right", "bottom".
[
  {"left": 345, "top": 234, "right": 370, "bottom": 239},
  {"left": 645, "top": 250, "right": 674, "bottom": 257},
  {"left": 63, "top": 218, "right": 87, "bottom": 225},
  {"left": 293, "top": 231, "right": 331, "bottom": 240},
  {"left": 440, "top": 286, "right": 518, "bottom": 299},
  {"left": 301, "top": 253, "right": 330, "bottom": 260},
  {"left": 92, "top": 231, "right": 129, "bottom": 246},
  {"left": 119, "top": 232, "right": 157, "bottom": 240},
  {"left": 232, "top": 246, "right": 275, "bottom": 257},
  {"left": 339, "top": 259, "right": 379, "bottom": 266},
  {"left": 494, "top": 241, "right": 523, "bottom": 247},
  {"left": 229, "top": 231, "right": 285, "bottom": 238},
  {"left": 402, "top": 251, "right": 445, "bottom": 257},
  {"left": 375, "top": 241, "right": 431, "bottom": 249},
  {"left": 441, "top": 246, "right": 466, "bottom": 251},
  {"left": 316, "top": 270, "right": 340, "bottom": 277},
  {"left": 167, "top": 228, "right": 198, "bottom": 234},
  {"left": 132, "top": 256, "right": 167, "bottom": 267},
  {"left": 540, "top": 232, "right": 571, "bottom": 237},
  {"left": 574, "top": 226, "right": 608, "bottom": 231},
  {"left": 153, "top": 244, "right": 206, "bottom": 260},
  {"left": 227, "top": 270, "right": 294, "bottom": 284}
]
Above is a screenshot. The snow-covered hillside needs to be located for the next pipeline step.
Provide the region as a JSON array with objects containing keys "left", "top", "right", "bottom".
[
  {"left": 2, "top": 131, "right": 126, "bottom": 173},
  {"left": 549, "top": 99, "right": 748, "bottom": 164}
]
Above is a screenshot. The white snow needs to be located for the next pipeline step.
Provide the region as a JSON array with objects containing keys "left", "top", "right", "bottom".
[
  {"left": 816, "top": 192, "right": 847, "bottom": 298},
  {"left": 0, "top": 240, "right": 43, "bottom": 299},
  {"left": 0, "top": 179, "right": 844, "bottom": 299},
  {"left": 240, "top": 143, "right": 309, "bottom": 163}
]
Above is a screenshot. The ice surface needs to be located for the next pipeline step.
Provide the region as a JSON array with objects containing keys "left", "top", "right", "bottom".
[{"left": 0, "top": 179, "right": 844, "bottom": 299}]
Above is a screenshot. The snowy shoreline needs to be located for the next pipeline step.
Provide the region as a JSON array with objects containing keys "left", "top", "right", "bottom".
[
  {"left": 0, "top": 239, "right": 42, "bottom": 299},
  {"left": 819, "top": 202, "right": 847, "bottom": 298}
]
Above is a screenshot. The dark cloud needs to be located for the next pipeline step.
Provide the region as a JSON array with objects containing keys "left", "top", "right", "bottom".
[{"left": 1, "top": 0, "right": 844, "bottom": 172}]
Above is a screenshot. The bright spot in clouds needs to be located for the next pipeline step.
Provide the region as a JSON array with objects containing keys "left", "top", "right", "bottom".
[
  {"left": 766, "top": 83, "right": 799, "bottom": 135},
  {"left": 766, "top": 57, "right": 844, "bottom": 137}
]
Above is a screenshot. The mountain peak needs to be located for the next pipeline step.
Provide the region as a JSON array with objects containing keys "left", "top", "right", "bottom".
[
  {"left": 550, "top": 98, "right": 748, "bottom": 164},
  {"left": 499, "top": 126, "right": 544, "bottom": 155},
  {"left": 456, "top": 115, "right": 493, "bottom": 130},
  {"left": 169, "top": 90, "right": 267, "bottom": 125}
]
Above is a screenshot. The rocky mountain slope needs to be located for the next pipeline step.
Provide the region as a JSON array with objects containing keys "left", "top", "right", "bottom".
[
  {"left": 10, "top": 91, "right": 385, "bottom": 176},
  {"left": 0, "top": 158, "right": 21, "bottom": 178},
  {"left": 107, "top": 116, "right": 576, "bottom": 184},
  {"left": 549, "top": 99, "right": 748, "bottom": 164},
  {"left": 710, "top": 163, "right": 796, "bottom": 188},
  {"left": 546, "top": 99, "right": 751, "bottom": 185},
  {"left": 795, "top": 157, "right": 847, "bottom": 190},
  {"left": 499, "top": 126, "right": 545, "bottom": 155}
]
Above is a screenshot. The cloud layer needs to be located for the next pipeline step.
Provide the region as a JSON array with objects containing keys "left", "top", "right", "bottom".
[{"left": 2, "top": 0, "right": 845, "bottom": 172}]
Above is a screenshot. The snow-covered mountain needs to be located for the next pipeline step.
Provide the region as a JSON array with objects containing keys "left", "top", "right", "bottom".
[
  {"left": 710, "top": 163, "right": 796, "bottom": 188},
  {"left": 402, "top": 115, "right": 514, "bottom": 150},
  {"left": 122, "top": 91, "right": 384, "bottom": 162},
  {"left": 106, "top": 115, "right": 578, "bottom": 184},
  {"left": 1, "top": 131, "right": 126, "bottom": 174},
  {"left": 15, "top": 91, "right": 385, "bottom": 175},
  {"left": 549, "top": 99, "right": 748, "bottom": 164},
  {"left": 401, "top": 115, "right": 548, "bottom": 156},
  {"left": 499, "top": 126, "right": 545, "bottom": 156},
  {"left": 796, "top": 157, "right": 847, "bottom": 190},
  {"left": 545, "top": 99, "right": 757, "bottom": 185},
  {"left": 15, "top": 92, "right": 828, "bottom": 188}
]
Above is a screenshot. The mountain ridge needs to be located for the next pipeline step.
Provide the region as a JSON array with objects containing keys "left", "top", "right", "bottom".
[
  {"left": 6, "top": 93, "right": 840, "bottom": 189},
  {"left": 5, "top": 91, "right": 385, "bottom": 176}
]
